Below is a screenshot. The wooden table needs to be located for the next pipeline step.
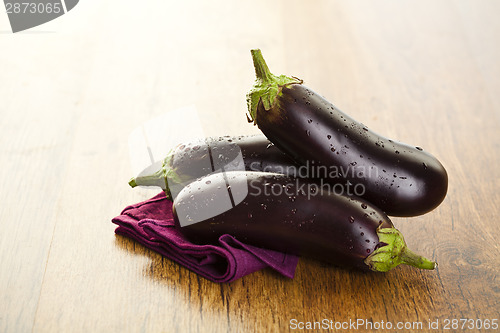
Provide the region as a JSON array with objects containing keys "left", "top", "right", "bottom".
[{"left": 1, "top": 1, "right": 499, "bottom": 332}]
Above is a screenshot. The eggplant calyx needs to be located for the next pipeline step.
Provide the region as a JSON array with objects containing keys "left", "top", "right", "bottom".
[
  {"left": 364, "top": 226, "right": 437, "bottom": 272},
  {"left": 246, "top": 49, "right": 302, "bottom": 123},
  {"left": 128, "top": 152, "right": 179, "bottom": 199}
]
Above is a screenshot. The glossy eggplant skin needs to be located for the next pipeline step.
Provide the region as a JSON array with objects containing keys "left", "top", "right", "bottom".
[
  {"left": 253, "top": 84, "right": 448, "bottom": 217},
  {"left": 169, "top": 134, "right": 298, "bottom": 179},
  {"left": 173, "top": 171, "right": 393, "bottom": 270}
]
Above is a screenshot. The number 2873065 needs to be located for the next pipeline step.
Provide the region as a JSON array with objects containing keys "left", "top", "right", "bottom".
[{"left": 5, "top": 2, "right": 62, "bottom": 14}]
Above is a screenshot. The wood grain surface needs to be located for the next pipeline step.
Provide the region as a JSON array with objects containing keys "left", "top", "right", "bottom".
[{"left": 1, "top": 1, "right": 499, "bottom": 332}]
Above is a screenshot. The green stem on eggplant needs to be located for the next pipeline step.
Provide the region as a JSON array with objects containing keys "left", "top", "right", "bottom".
[
  {"left": 128, "top": 166, "right": 166, "bottom": 189},
  {"left": 128, "top": 154, "right": 177, "bottom": 199},
  {"left": 365, "top": 226, "right": 436, "bottom": 272},
  {"left": 246, "top": 49, "right": 302, "bottom": 123}
]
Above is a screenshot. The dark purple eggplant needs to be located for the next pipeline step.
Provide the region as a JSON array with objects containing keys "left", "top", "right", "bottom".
[
  {"left": 246, "top": 49, "right": 448, "bottom": 217},
  {"left": 128, "top": 134, "right": 299, "bottom": 199},
  {"left": 172, "top": 171, "right": 436, "bottom": 272}
]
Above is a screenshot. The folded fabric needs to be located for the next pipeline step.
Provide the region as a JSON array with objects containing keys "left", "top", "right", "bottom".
[{"left": 112, "top": 192, "right": 299, "bottom": 283}]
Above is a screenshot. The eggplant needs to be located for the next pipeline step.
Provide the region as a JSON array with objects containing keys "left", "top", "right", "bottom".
[
  {"left": 128, "top": 134, "right": 299, "bottom": 199},
  {"left": 172, "top": 171, "right": 436, "bottom": 272},
  {"left": 246, "top": 49, "right": 448, "bottom": 217}
]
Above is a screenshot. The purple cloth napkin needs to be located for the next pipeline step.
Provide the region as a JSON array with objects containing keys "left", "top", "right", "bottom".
[{"left": 112, "top": 192, "right": 299, "bottom": 283}]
